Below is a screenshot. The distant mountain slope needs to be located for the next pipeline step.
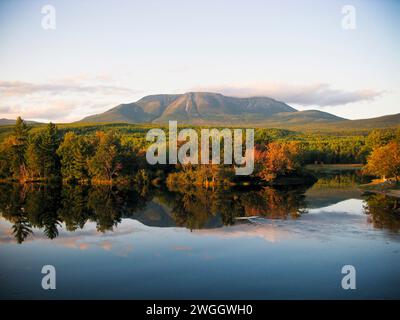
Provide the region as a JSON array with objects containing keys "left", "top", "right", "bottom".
[
  {"left": 81, "top": 103, "right": 154, "bottom": 123},
  {"left": 262, "top": 113, "right": 400, "bottom": 130},
  {"left": 0, "top": 118, "right": 40, "bottom": 126},
  {"left": 0, "top": 118, "right": 17, "bottom": 125},
  {"left": 334, "top": 113, "right": 400, "bottom": 129},
  {"left": 268, "top": 110, "right": 344, "bottom": 124}
]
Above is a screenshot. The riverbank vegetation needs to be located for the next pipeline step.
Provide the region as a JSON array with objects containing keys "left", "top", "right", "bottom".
[{"left": 0, "top": 117, "right": 399, "bottom": 186}]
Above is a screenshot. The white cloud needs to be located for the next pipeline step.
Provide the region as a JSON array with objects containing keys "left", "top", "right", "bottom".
[
  {"left": 0, "top": 80, "right": 138, "bottom": 97},
  {"left": 0, "top": 77, "right": 142, "bottom": 122},
  {"left": 194, "top": 83, "right": 384, "bottom": 107}
]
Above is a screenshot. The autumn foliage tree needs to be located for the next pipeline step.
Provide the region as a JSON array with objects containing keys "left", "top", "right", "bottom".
[
  {"left": 254, "top": 141, "right": 301, "bottom": 182},
  {"left": 363, "top": 141, "right": 400, "bottom": 181}
]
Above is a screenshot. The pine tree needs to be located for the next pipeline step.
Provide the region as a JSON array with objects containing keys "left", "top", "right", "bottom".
[
  {"left": 26, "top": 134, "right": 43, "bottom": 180},
  {"left": 10, "top": 117, "right": 30, "bottom": 180},
  {"left": 39, "top": 122, "right": 60, "bottom": 178},
  {"left": 57, "top": 132, "right": 91, "bottom": 182}
]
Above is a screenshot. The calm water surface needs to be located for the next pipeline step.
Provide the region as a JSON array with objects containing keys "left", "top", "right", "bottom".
[{"left": 0, "top": 171, "right": 399, "bottom": 299}]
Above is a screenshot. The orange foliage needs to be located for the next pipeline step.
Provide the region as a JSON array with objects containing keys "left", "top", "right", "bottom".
[
  {"left": 364, "top": 141, "right": 400, "bottom": 181},
  {"left": 254, "top": 141, "right": 301, "bottom": 181}
]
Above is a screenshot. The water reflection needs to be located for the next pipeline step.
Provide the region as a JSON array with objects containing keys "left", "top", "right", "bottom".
[
  {"left": 363, "top": 193, "right": 400, "bottom": 233},
  {"left": 0, "top": 184, "right": 152, "bottom": 243},
  {"left": 0, "top": 173, "right": 399, "bottom": 244}
]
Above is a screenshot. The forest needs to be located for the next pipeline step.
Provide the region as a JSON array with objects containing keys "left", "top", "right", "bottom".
[{"left": 0, "top": 117, "right": 399, "bottom": 186}]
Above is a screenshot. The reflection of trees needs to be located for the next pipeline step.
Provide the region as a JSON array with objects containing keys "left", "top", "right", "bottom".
[
  {"left": 89, "top": 185, "right": 152, "bottom": 232},
  {"left": 0, "top": 184, "right": 62, "bottom": 241},
  {"left": 214, "top": 192, "right": 244, "bottom": 226},
  {"left": 363, "top": 194, "right": 400, "bottom": 232},
  {"left": 156, "top": 185, "right": 246, "bottom": 229},
  {"left": 88, "top": 186, "right": 123, "bottom": 232},
  {"left": 0, "top": 183, "right": 152, "bottom": 243},
  {"left": 240, "top": 187, "right": 307, "bottom": 219},
  {"left": 58, "top": 185, "right": 93, "bottom": 231},
  {"left": 159, "top": 187, "right": 217, "bottom": 229},
  {"left": 0, "top": 184, "right": 32, "bottom": 244},
  {"left": 9, "top": 182, "right": 400, "bottom": 244},
  {"left": 11, "top": 215, "right": 32, "bottom": 244},
  {"left": 25, "top": 184, "right": 61, "bottom": 239},
  {"left": 162, "top": 185, "right": 308, "bottom": 229},
  {"left": 311, "top": 172, "right": 365, "bottom": 188}
]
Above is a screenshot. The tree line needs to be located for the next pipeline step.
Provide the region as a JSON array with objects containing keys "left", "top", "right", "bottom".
[
  {"left": 0, "top": 117, "right": 151, "bottom": 183},
  {"left": 0, "top": 117, "right": 399, "bottom": 184}
]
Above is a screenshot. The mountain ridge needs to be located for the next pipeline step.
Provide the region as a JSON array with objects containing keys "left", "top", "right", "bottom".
[
  {"left": 2, "top": 92, "right": 399, "bottom": 129},
  {"left": 79, "top": 92, "right": 345, "bottom": 125}
]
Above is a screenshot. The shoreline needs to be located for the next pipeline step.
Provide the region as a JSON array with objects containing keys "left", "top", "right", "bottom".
[{"left": 359, "top": 179, "right": 400, "bottom": 198}]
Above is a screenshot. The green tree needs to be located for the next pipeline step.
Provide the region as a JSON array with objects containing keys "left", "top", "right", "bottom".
[
  {"left": 0, "top": 141, "right": 11, "bottom": 178},
  {"left": 57, "top": 132, "right": 92, "bottom": 182},
  {"left": 9, "top": 117, "right": 30, "bottom": 180},
  {"left": 366, "top": 129, "right": 395, "bottom": 150},
  {"left": 25, "top": 123, "right": 61, "bottom": 180},
  {"left": 88, "top": 131, "right": 123, "bottom": 181},
  {"left": 40, "top": 122, "right": 60, "bottom": 178},
  {"left": 25, "top": 134, "right": 43, "bottom": 179}
]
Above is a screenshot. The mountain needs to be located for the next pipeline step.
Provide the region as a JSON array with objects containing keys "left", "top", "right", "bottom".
[
  {"left": 79, "top": 92, "right": 334, "bottom": 125},
  {"left": 0, "top": 118, "right": 16, "bottom": 125},
  {"left": 333, "top": 113, "right": 400, "bottom": 129},
  {"left": 0, "top": 118, "right": 40, "bottom": 126},
  {"left": 78, "top": 92, "right": 399, "bottom": 129}
]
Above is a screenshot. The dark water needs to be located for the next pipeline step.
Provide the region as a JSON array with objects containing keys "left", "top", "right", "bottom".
[{"left": 0, "top": 171, "right": 399, "bottom": 299}]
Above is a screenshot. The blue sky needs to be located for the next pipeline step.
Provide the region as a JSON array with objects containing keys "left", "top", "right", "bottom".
[{"left": 0, "top": 0, "right": 399, "bottom": 122}]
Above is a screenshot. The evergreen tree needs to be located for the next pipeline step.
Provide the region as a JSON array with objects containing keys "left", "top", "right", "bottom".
[
  {"left": 39, "top": 122, "right": 60, "bottom": 178},
  {"left": 0, "top": 142, "right": 11, "bottom": 178},
  {"left": 57, "top": 132, "right": 91, "bottom": 182},
  {"left": 25, "top": 134, "right": 43, "bottom": 179},
  {"left": 10, "top": 117, "right": 30, "bottom": 180}
]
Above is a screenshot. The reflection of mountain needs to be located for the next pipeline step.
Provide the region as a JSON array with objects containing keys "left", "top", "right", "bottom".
[{"left": 129, "top": 201, "right": 175, "bottom": 227}]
